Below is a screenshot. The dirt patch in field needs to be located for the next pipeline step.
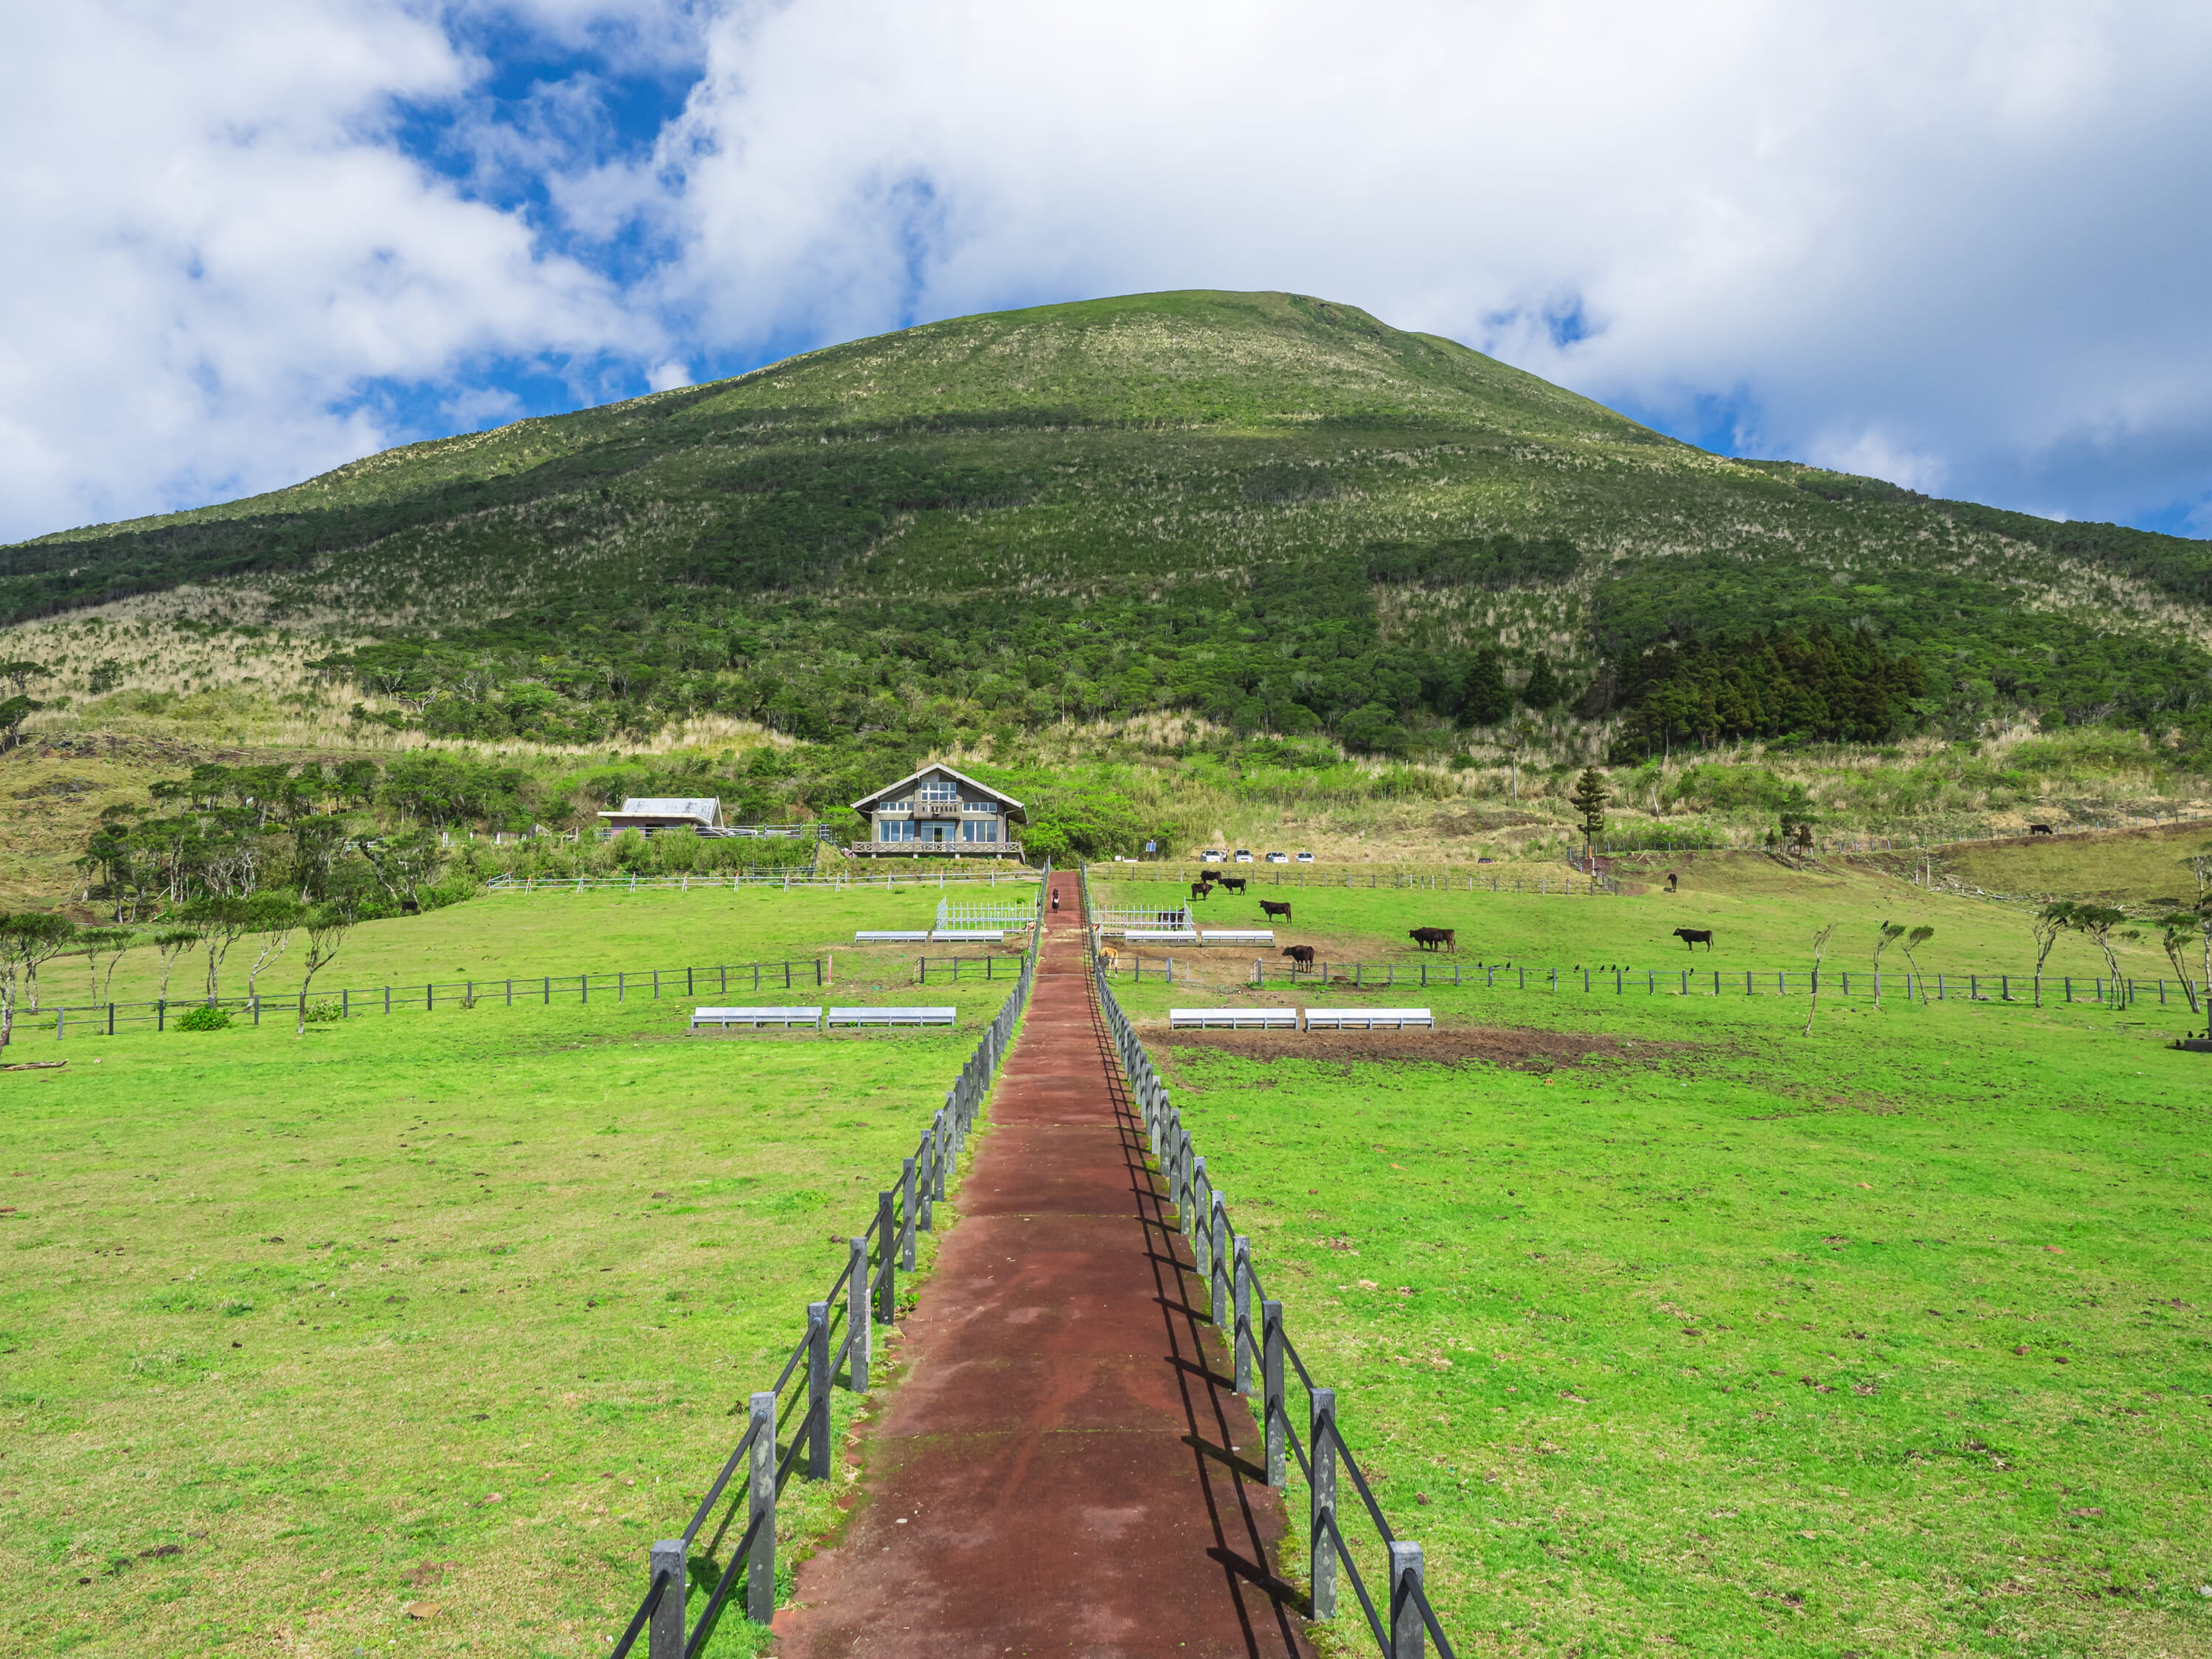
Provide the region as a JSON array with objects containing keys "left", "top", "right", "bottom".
[{"left": 1154, "top": 1023, "right": 1696, "bottom": 1072}]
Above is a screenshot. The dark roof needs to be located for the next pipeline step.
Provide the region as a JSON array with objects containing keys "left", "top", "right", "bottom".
[{"left": 850, "top": 763, "right": 1025, "bottom": 818}]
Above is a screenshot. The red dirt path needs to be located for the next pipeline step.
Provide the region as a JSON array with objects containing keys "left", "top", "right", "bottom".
[{"left": 773, "top": 872, "right": 1310, "bottom": 1658}]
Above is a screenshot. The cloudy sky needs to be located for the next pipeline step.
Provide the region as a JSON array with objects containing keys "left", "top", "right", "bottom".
[{"left": 4, "top": 0, "right": 2209, "bottom": 546}]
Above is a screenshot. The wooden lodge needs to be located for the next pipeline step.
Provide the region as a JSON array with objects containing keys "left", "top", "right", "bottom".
[{"left": 849, "top": 765, "right": 1025, "bottom": 860}]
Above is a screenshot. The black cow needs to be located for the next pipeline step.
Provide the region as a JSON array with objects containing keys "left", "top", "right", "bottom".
[
  {"left": 2029, "top": 823, "right": 2054, "bottom": 836},
  {"left": 1409, "top": 926, "right": 1455, "bottom": 952},
  {"left": 1191, "top": 881, "right": 1211, "bottom": 900},
  {"left": 1665, "top": 872, "right": 1679, "bottom": 893},
  {"left": 1280, "top": 944, "right": 1316, "bottom": 971},
  {"left": 1674, "top": 928, "right": 1714, "bottom": 950},
  {"left": 1217, "top": 876, "right": 1248, "bottom": 894},
  {"left": 1260, "top": 900, "right": 1292, "bottom": 922}
]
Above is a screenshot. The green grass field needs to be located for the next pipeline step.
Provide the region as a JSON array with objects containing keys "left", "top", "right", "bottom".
[
  {"left": 33, "top": 882, "right": 1040, "bottom": 1016},
  {"left": 1097, "top": 880, "right": 2212, "bottom": 1657},
  {"left": 1093, "top": 857, "right": 2203, "bottom": 995},
  {"left": 9, "top": 867, "right": 2208, "bottom": 1658},
  {"left": 0, "top": 890, "right": 1027, "bottom": 1658}
]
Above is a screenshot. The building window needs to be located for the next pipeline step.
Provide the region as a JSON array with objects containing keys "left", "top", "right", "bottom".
[
  {"left": 964, "top": 799, "right": 998, "bottom": 814},
  {"left": 879, "top": 819, "right": 915, "bottom": 842},
  {"left": 961, "top": 819, "right": 998, "bottom": 843},
  {"left": 917, "top": 780, "right": 959, "bottom": 802}
]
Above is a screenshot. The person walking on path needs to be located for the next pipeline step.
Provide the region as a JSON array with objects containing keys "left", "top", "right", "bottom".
[{"left": 773, "top": 871, "right": 1308, "bottom": 1658}]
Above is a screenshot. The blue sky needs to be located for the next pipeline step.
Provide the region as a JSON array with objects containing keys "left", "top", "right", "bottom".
[{"left": 4, "top": 0, "right": 2210, "bottom": 545}]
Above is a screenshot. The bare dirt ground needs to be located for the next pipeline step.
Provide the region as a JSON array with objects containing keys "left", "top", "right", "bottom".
[{"left": 1152, "top": 1023, "right": 1695, "bottom": 1071}]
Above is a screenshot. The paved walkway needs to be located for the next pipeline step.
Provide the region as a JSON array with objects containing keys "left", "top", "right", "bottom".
[{"left": 774, "top": 872, "right": 1308, "bottom": 1658}]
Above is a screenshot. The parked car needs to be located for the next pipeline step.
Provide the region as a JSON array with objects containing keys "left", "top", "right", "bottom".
[
  {"left": 1294, "top": 851, "right": 1315, "bottom": 863},
  {"left": 1264, "top": 851, "right": 1289, "bottom": 863},
  {"left": 1200, "top": 849, "right": 1225, "bottom": 863},
  {"left": 1233, "top": 849, "right": 1253, "bottom": 863}
]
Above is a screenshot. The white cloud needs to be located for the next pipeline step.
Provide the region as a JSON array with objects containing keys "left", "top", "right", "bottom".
[
  {"left": 5, "top": 0, "right": 2211, "bottom": 544},
  {"left": 0, "top": 0, "right": 660, "bottom": 540},
  {"left": 640, "top": 0, "right": 2212, "bottom": 527},
  {"left": 645, "top": 358, "right": 692, "bottom": 390}
]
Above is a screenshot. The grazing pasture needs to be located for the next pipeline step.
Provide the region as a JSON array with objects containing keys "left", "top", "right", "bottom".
[
  {"left": 0, "top": 889, "right": 1023, "bottom": 1658},
  {"left": 41, "top": 884, "right": 1036, "bottom": 1013},
  {"left": 1096, "top": 882, "right": 2212, "bottom": 1655},
  {"left": 1088, "top": 858, "right": 2186, "bottom": 987}
]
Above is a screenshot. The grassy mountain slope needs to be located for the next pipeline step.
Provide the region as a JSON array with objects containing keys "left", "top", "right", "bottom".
[{"left": 6, "top": 290, "right": 2212, "bottom": 762}]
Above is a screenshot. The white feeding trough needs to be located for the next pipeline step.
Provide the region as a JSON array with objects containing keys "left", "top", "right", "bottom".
[{"left": 1303, "top": 1007, "right": 1434, "bottom": 1030}]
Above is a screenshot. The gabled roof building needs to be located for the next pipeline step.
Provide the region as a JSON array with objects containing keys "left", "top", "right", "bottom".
[{"left": 849, "top": 765, "right": 1025, "bottom": 860}]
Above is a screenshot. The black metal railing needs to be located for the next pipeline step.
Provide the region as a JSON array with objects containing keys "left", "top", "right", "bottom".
[
  {"left": 605, "top": 865, "right": 1051, "bottom": 1658},
  {"left": 1082, "top": 859, "right": 1458, "bottom": 1657}
]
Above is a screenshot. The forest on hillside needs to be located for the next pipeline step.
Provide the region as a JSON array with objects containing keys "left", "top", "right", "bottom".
[{"left": 12, "top": 292, "right": 2212, "bottom": 773}]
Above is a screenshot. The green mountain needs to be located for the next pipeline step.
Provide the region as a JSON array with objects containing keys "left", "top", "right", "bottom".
[{"left": 8, "top": 288, "right": 2212, "bottom": 760}]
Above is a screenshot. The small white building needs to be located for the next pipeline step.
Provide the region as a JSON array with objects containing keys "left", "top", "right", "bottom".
[
  {"left": 849, "top": 765, "right": 1025, "bottom": 859},
  {"left": 597, "top": 797, "right": 725, "bottom": 836}
]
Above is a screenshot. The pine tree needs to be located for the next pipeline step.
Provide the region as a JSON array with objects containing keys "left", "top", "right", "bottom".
[
  {"left": 1570, "top": 767, "right": 1609, "bottom": 868},
  {"left": 1458, "top": 649, "right": 1514, "bottom": 726},
  {"left": 1521, "top": 654, "right": 1562, "bottom": 710}
]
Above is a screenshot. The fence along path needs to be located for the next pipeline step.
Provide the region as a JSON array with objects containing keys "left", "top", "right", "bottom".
[{"left": 773, "top": 870, "right": 1308, "bottom": 1658}]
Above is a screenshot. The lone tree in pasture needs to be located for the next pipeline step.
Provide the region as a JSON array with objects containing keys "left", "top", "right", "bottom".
[
  {"left": 77, "top": 928, "right": 135, "bottom": 1002},
  {"left": 243, "top": 894, "right": 307, "bottom": 998},
  {"left": 1803, "top": 922, "right": 1838, "bottom": 1037},
  {"left": 1570, "top": 768, "right": 1610, "bottom": 871},
  {"left": 1900, "top": 925, "right": 1935, "bottom": 1004},
  {"left": 2056, "top": 902, "right": 2132, "bottom": 1009},
  {"left": 2151, "top": 901, "right": 2209, "bottom": 1019},
  {"left": 180, "top": 896, "right": 255, "bottom": 1003},
  {"left": 2185, "top": 841, "right": 2212, "bottom": 901},
  {"left": 295, "top": 905, "right": 356, "bottom": 1037},
  {"left": 0, "top": 913, "right": 77, "bottom": 1046},
  {"left": 154, "top": 928, "right": 200, "bottom": 1001},
  {"left": 1872, "top": 922, "right": 1906, "bottom": 1009},
  {"left": 2031, "top": 903, "right": 2070, "bottom": 1006}
]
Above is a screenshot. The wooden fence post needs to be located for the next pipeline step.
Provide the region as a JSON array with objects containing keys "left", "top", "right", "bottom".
[
  {"left": 647, "top": 1538, "right": 685, "bottom": 1659},
  {"left": 1310, "top": 1388, "right": 1338, "bottom": 1620},
  {"left": 806, "top": 1303, "right": 831, "bottom": 1481},
  {"left": 846, "top": 1239, "right": 870, "bottom": 1389},
  {"left": 1389, "top": 1541, "right": 1426, "bottom": 1658},
  {"left": 745, "top": 1392, "right": 775, "bottom": 1623},
  {"left": 1210, "top": 1192, "right": 1230, "bottom": 1329},
  {"left": 1233, "top": 1235, "right": 1253, "bottom": 1394},
  {"left": 1262, "top": 1298, "right": 1284, "bottom": 1486},
  {"left": 900, "top": 1158, "right": 917, "bottom": 1270},
  {"left": 875, "top": 1192, "right": 896, "bottom": 1323}
]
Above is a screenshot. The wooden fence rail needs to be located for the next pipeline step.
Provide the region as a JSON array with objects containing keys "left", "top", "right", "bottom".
[
  {"left": 602, "top": 865, "right": 1051, "bottom": 1659},
  {"left": 1083, "top": 860, "right": 1458, "bottom": 1659}
]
